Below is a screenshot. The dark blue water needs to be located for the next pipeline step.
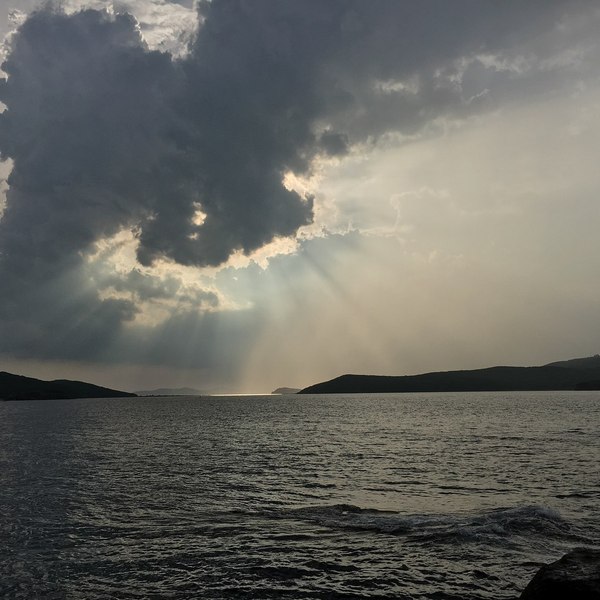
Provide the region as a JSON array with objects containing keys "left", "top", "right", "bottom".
[{"left": 1, "top": 392, "right": 599, "bottom": 599}]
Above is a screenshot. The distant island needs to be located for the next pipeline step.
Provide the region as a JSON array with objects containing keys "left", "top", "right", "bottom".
[
  {"left": 135, "top": 387, "right": 204, "bottom": 397},
  {"left": 0, "top": 371, "right": 136, "bottom": 401},
  {"left": 272, "top": 387, "right": 301, "bottom": 394},
  {"left": 299, "top": 355, "right": 600, "bottom": 394}
]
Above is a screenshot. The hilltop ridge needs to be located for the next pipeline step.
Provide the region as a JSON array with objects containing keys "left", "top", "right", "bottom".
[
  {"left": 545, "top": 354, "right": 600, "bottom": 370},
  {"left": 0, "top": 371, "right": 136, "bottom": 401},
  {"left": 299, "top": 355, "right": 600, "bottom": 394}
]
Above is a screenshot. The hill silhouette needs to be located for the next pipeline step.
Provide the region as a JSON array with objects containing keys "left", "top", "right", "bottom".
[
  {"left": 298, "top": 356, "right": 600, "bottom": 394},
  {"left": 545, "top": 354, "right": 600, "bottom": 370},
  {"left": 0, "top": 372, "right": 136, "bottom": 401}
]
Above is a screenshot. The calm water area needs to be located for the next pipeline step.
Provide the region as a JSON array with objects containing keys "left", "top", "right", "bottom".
[{"left": 1, "top": 391, "right": 599, "bottom": 599}]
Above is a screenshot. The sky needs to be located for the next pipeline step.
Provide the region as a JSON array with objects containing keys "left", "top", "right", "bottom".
[{"left": 0, "top": 0, "right": 599, "bottom": 394}]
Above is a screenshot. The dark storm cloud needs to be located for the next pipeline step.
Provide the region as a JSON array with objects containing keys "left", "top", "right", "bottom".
[
  {"left": 2, "top": 1, "right": 592, "bottom": 271},
  {"left": 0, "top": 0, "right": 596, "bottom": 364},
  {"left": 0, "top": 5, "right": 315, "bottom": 270},
  {"left": 0, "top": 10, "right": 177, "bottom": 263}
]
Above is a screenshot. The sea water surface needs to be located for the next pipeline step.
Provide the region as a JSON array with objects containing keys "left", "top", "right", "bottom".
[{"left": 1, "top": 391, "right": 599, "bottom": 599}]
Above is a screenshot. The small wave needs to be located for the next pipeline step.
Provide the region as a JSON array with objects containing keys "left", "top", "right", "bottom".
[
  {"left": 303, "top": 482, "right": 338, "bottom": 489},
  {"left": 303, "top": 559, "right": 358, "bottom": 573},
  {"left": 280, "top": 503, "right": 570, "bottom": 542},
  {"left": 250, "top": 565, "right": 314, "bottom": 580},
  {"left": 555, "top": 490, "right": 600, "bottom": 499}
]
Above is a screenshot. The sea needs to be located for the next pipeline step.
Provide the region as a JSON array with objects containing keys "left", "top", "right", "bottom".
[{"left": 1, "top": 391, "right": 599, "bottom": 599}]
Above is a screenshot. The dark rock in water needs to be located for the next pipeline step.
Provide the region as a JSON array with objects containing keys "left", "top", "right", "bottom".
[{"left": 520, "top": 548, "right": 600, "bottom": 599}]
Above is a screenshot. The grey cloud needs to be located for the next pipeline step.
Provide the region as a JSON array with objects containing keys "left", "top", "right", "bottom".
[
  {"left": 0, "top": 5, "right": 317, "bottom": 271},
  {"left": 319, "top": 131, "right": 349, "bottom": 157},
  {"left": 95, "top": 266, "right": 220, "bottom": 308},
  {"left": 112, "top": 270, "right": 182, "bottom": 301},
  {"left": 322, "top": 1, "right": 598, "bottom": 140},
  {"left": 0, "top": 0, "right": 597, "bottom": 369},
  {"left": 0, "top": 256, "right": 138, "bottom": 361},
  {"left": 0, "top": 9, "right": 178, "bottom": 262},
  {"left": 2, "top": 1, "right": 596, "bottom": 271}
]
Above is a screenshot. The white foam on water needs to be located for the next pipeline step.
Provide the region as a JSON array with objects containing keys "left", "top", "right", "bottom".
[{"left": 283, "top": 504, "right": 571, "bottom": 542}]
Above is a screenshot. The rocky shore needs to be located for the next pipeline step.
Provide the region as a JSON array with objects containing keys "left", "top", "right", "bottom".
[{"left": 520, "top": 548, "right": 600, "bottom": 599}]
